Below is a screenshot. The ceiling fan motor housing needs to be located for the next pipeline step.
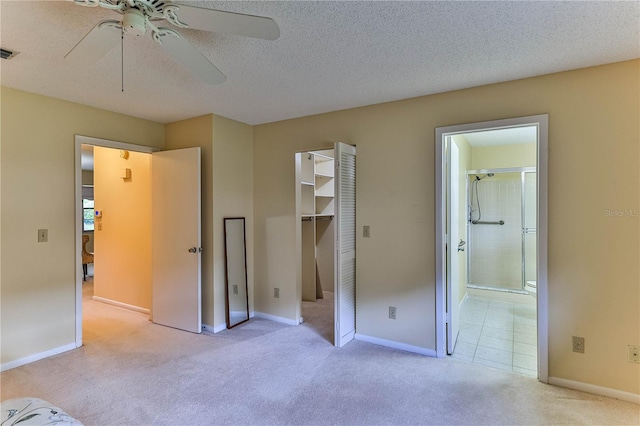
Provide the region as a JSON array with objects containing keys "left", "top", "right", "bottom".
[{"left": 123, "top": 9, "right": 146, "bottom": 36}]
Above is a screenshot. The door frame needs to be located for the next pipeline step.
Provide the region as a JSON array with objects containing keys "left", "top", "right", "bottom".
[
  {"left": 435, "top": 114, "right": 549, "bottom": 383},
  {"left": 294, "top": 146, "right": 334, "bottom": 326},
  {"left": 446, "top": 140, "right": 461, "bottom": 355},
  {"left": 74, "top": 135, "right": 157, "bottom": 348},
  {"left": 294, "top": 143, "right": 357, "bottom": 347}
]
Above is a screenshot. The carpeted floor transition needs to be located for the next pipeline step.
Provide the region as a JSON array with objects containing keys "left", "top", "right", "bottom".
[{"left": 1, "top": 282, "right": 638, "bottom": 425}]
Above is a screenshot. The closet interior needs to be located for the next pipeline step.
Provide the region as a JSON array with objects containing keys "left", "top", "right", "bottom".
[{"left": 299, "top": 149, "right": 335, "bottom": 301}]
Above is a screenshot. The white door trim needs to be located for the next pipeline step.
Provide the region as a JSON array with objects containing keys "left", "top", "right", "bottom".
[
  {"left": 74, "top": 135, "right": 158, "bottom": 348},
  {"left": 435, "top": 114, "right": 549, "bottom": 383}
]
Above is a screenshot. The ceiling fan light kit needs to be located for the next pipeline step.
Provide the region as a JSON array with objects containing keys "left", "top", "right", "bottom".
[
  {"left": 122, "top": 9, "right": 146, "bottom": 36},
  {"left": 67, "top": 0, "right": 280, "bottom": 84}
]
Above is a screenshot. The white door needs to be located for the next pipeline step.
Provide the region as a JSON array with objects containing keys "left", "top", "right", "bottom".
[
  {"left": 151, "top": 147, "right": 202, "bottom": 333},
  {"left": 447, "top": 140, "right": 461, "bottom": 354},
  {"left": 334, "top": 142, "right": 356, "bottom": 348}
]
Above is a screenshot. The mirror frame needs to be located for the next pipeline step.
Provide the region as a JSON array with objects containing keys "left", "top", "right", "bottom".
[{"left": 224, "top": 217, "right": 250, "bottom": 329}]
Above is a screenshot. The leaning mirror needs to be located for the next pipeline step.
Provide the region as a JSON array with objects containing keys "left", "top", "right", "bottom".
[{"left": 224, "top": 217, "right": 249, "bottom": 328}]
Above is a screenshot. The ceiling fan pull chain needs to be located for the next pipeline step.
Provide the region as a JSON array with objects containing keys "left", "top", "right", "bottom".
[{"left": 121, "top": 28, "right": 124, "bottom": 93}]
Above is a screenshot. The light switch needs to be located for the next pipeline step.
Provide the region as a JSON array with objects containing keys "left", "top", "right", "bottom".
[
  {"left": 38, "top": 229, "right": 48, "bottom": 243},
  {"left": 363, "top": 225, "right": 370, "bottom": 238}
]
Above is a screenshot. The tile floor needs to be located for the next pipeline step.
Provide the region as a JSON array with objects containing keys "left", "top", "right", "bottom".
[{"left": 452, "top": 296, "right": 538, "bottom": 377}]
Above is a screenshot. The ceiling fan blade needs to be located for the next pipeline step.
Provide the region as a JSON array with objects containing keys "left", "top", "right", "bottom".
[
  {"left": 64, "top": 21, "right": 121, "bottom": 65},
  {"left": 171, "top": 5, "right": 280, "bottom": 40},
  {"left": 157, "top": 30, "right": 226, "bottom": 84}
]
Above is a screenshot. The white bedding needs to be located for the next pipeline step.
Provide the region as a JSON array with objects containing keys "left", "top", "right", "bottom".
[{"left": 0, "top": 398, "right": 83, "bottom": 426}]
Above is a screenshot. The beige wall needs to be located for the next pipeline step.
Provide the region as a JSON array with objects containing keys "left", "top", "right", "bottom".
[
  {"left": 165, "top": 114, "right": 253, "bottom": 330},
  {"left": 471, "top": 142, "right": 537, "bottom": 169},
  {"left": 1, "top": 87, "right": 164, "bottom": 365},
  {"left": 165, "top": 115, "right": 215, "bottom": 326},
  {"left": 1, "top": 60, "right": 638, "bottom": 396},
  {"left": 93, "top": 147, "right": 152, "bottom": 309},
  {"left": 253, "top": 60, "right": 639, "bottom": 394},
  {"left": 212, "top": 115, "right": 254, "bottom": 326}
]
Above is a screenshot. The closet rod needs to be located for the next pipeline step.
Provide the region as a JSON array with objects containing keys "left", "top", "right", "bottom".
[
  {"left": 301, "top": 217, "right": 313, "bottom": 222},
  {"left": 316, "top": 215, "right": 334, "bottom": 221}
]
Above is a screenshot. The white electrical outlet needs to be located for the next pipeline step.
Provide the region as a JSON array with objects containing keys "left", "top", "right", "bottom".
[
  {"left": 274, "top": 287, "right": 280, "bottom": 298},
  {"left": 572, "top": 336, "right": 585, "bottom": 353},
  {"left": 628, "top": 345, "right": 639, "bottom": 363}
]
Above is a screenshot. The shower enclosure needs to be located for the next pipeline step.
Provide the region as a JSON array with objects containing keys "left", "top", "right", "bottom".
[{"left": 467, "top": 168, "right": 536, "bottom": 292}]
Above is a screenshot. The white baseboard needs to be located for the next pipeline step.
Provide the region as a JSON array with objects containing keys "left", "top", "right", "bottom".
[
  {"left": 355, "top": 333, "right": 437, "bottom": 357},
  {"left": 459, "top": 292, "right": 469, "bottom": 309},
  {"left": 1, "top": 343, "right": 77, "bottom": 372},
  {"left": 203, "top": 323, "right": 227, "bottom": 333},
  {"left": 253, "top": 311, "right": 298, "bottom": 326},
  {"left": 549, "top": 376, "right": 640, "bottom": 404},
  {"left": 92, "top": 296, "right": 150, "bottom": 315}
]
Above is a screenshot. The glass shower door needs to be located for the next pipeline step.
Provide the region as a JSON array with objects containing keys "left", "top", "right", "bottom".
[{"left": 522, "top": 172, "right": 537, "bottom": 287}]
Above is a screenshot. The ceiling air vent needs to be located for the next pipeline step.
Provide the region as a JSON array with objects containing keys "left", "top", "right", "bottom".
[{"left": 1, "top": 48, "right": 18, "bottom": 60}]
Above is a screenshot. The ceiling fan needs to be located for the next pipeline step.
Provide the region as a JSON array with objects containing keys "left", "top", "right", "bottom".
[{"left": 65, "top": 0, "right": 280, "bottom": 84}]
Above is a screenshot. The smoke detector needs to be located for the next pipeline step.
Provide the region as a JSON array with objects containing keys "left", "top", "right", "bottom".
[{"left": 1, "top": 48, "right": 18, "bottom": 60}]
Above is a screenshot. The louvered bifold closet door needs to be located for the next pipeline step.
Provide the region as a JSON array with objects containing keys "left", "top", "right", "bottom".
[{"left": 334, "top": 142, "right": 356, "bottom": 348}]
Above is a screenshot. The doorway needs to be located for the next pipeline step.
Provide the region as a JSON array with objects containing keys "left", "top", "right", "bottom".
[
  {"left": 435, "top": 114, "right": 549, "bottom": 382},
  {"left": 294, "top": 142, "right": 357, "bottom": 348},
  {"left": 74, "top": 135, "right": 203, "bottom": 347}
]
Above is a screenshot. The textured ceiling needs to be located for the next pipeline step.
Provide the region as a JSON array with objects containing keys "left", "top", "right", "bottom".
[{"left": 1, "top": 1, "right": 639, "bottom": 125}]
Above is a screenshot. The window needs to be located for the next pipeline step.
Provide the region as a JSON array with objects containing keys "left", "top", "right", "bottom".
[{"left": 83, "top": 199, "right": 95, "bottom": 231}]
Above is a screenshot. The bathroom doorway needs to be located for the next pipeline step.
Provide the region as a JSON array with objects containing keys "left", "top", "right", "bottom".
[{"left": 435, "top": 114, "right": 549, "bottom": 382}]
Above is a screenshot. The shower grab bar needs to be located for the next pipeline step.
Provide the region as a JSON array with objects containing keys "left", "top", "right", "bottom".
[{"left": 471, "top": 220, "right": 505, "bottom": 225}]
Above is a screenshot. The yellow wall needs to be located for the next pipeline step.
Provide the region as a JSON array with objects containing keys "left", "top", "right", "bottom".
[
  {"left": 0, "top": 87, "right": 164, "bottom": 365},
  {"left": 93, "top": 147, "right": 152, "bottom": 310},
  {"left": 253, "top": 60, "right": 639, "bottom": 394},
  {"left": 165, "top": 115, "right": 215, "bottom": 326},
  {"left": 471, "top": 142, "right": 537, "bottom": 169}
]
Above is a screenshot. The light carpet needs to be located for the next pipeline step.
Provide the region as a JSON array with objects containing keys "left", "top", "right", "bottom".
[{"left": 1, "top": 283, "right": 638, "bottom": 425}]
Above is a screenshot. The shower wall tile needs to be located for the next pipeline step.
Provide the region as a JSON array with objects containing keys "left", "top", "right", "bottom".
[{"left": 470, "top": 179, "right": 522, "bottom": 289}]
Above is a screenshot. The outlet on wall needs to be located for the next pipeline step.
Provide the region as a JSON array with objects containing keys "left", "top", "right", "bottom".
[
  {"left": 274, "top": 287, "right": 280, "bottom": 298},
  {"left": 572, "top": 336, "right": 585, "bottom": 353},
  {"left": 389, "top": 306, "right": 396, "bottom": 320},
  {"left": 628, "top": 345, "right": 639, "bottom": 363}
]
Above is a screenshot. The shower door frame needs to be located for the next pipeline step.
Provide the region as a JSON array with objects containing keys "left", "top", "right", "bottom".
[
  {"left": 435, "top": 114, "right": 549, "bottom": 383},
  {"left": 466, "top": 167, "right": 536, "bottom": 294}
]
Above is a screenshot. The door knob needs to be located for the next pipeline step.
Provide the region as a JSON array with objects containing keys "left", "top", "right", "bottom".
[{"left": 188, "top": 247, "right": 197, "bottom": 253}]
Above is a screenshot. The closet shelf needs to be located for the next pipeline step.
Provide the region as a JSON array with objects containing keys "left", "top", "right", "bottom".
[{"left": 315, "top": 173, "right": 334, "bottom": 179}]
